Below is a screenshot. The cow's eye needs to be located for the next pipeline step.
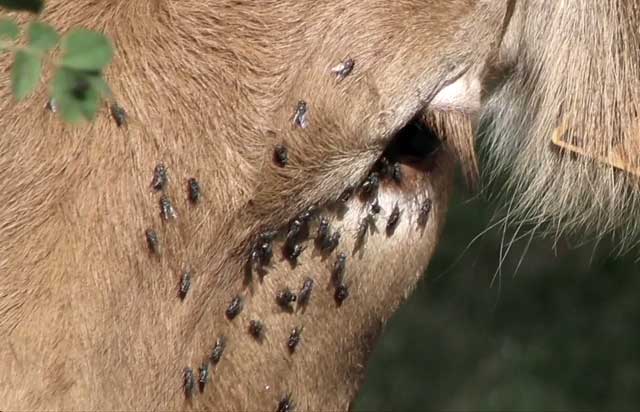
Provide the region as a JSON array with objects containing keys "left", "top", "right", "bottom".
[{"left": 382, "top": 115, "right": 441, "bottom": 164}]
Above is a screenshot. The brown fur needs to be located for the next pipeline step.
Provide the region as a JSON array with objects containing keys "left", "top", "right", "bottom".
[
  {"left": 0, "top": 0, "right": 509, "bottom": 410},
  {"left": 5, "top": 0, "right": 635, "bottom": 409}
]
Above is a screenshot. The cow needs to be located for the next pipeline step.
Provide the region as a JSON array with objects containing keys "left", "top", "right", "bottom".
[{"left": 1, "top": 0, "right": 638, "bottom": 410}]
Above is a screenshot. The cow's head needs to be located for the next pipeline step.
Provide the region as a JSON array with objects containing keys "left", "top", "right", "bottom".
[{"left": 1, "top": 0, "right": 638, "bottom": 410}]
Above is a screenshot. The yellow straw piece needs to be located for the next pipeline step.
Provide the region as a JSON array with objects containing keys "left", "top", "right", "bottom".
[{"left": 551, "top": 125, "right": 640, "bottom": 177}]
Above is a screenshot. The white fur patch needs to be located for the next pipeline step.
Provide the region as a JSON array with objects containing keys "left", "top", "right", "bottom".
[{"left": 430, "top": 73, "right": 482, "bottom": 114}]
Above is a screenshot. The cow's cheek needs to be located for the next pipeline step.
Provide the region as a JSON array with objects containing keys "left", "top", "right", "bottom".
[{"left": 227, "top": 149, "right": 454, "bottom": 409}]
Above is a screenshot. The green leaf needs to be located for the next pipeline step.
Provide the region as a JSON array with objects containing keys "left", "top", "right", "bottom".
[
  {"left": 61, "top": 29, "right": 113, "bottom": 71},
  {"left": 11, "top": 49, "right": 41, "bottom": 100},
  {"left": 0, "top": 18, "right": 19, "bottom": 42},
  {"left": 87, "top": 74, "right": 112, "bottom": 98},
  {"left": 27, "top": 21, "right": 59, "bottom": 52},
  {"left": 0, "top": 0, "right": 43, "bottom": 13},
  {"left": 52, "top": 67, "right": 102, "bottom": 123}
]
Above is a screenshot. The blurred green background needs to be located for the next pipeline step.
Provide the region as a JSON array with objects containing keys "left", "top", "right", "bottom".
[{"left": 355, "top": 179, "right": 640, "bottom": 412}]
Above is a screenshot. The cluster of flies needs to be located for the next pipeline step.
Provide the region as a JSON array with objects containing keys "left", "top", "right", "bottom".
[
  {"left": 183, "top": 335, "right": 227, "bottom": 398},
  {"left": 274, "top": 93, "right": 431, "bottom": 263},
  {"left": 235, "top": 54, "right": 431, "bottom": 408},
  {"left": 83, "top": 99, "right": 219, "bottom": 399},
  {"left": 181, "top": 58, "right": 357, "bottom": 411},
  {"left": 145, "top": 162, "right": 202, "bottom": 299},
  {"left": 244, "top": 320, "right": 304, "bottom": 354},
  {"left": 249, "top": 203, "right": 342, "bottom": 269},
  {"left": 352, "top": 155, "right": 410, "bottom": 249},
  {"left": 183, "top": 55, "right": 430, "bottom": 410},
  {"left": 142, "top": 163, "right": 211, "bottom": 400},
  {"left": 249, "top": 205, "right": 348, "bottom": 304},
  {"left": 223, "top": 275, "right": 313, "bottom": 353}
]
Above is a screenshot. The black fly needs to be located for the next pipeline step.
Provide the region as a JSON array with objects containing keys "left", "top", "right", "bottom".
[
  {"left": 188, "top": 178, "right": 201, "bottom": 204},
  {"left": 379, "top": 157, "right": 402, "bottom": 184},
  {"left": 390, "top": 162, "right": 402, "bottom": 183},
  {"left": 274, "top": 144, "right": 289, "bottom": 167},
  {"left": 317, "top": 216, "right": 330, "bottom": 242},
  {"left": 183, "top": 367, "right": 195, "bottom": 399},
  {"left": 298, "top": 205, "right": 317, "bottom": 222},
  {"left": 151, "top": 163, "right": 168, "bottom": 192},
  {"left": 287, "top": 326, "right": 303, "bottom": 353},
  {"left": 179, "top": 270, "right": 191, "bottom": 300},
  {"left": 298, "top": 277, "right": 314, "bottom": 307},
  {"left": 370, "top": 198, "right": 381, "bottom": 215},
  {"left": 160, "top": 195, "right": 177, "bottom": 221},
  {"left": 198, "top": 363, "right": 209, "bottom": 391},
  {"left": 418, "top": 198, "right": 432, "bottom": 227},
  {"left": 355, "top": 215, "right": 370, "bottom": 250},
  {"left": 330, "top": 58, "right": 355, "bottom": 81},
  {"left": 338, "top": 185, "right": 355, "bottom": 203},
  {"left": 286, "top": 243, "right": 306, "bottom": 263},
  {"left": 248, "top": 320, "right": 265, "bottom": 341},
  {"left": 145, "top": 228, "right": 160, "bottom": 256},
  {"left": 277, "top": 393, "right": 295, "bottom": 412},
  {"left": 110, "top": 103, "right": 127, "bottom": 127},
  {"left": 286, "top": 218, "right": 303, "bottom": 244},
  {"left": 251, "top": 230, "right": 278, "bottom": 267},
  {"left": 316, "top": 216, "right": 340, "bottom": 253},
  {"left": 334, "top": 284, "right": 349, "bottom": 305},
  {"left": 292, "top": 100, "right": 309, "bottom": 129},
  {"left": 360, "top": 172, "right": 379, "bottom": 198},
  {"left": 210, "top": 336, "right": 226, "bottom": 365},
  {"left": 276, "top": 288, "right": 297, "bottom": 309},
  {"left": 332, "top": 253, "right": 347, "bottom": 286},
  {"left": 321, "top": 231, "right": 340, "bottom": 253},
  {"left": 225, "top": 295, "right": 243, "bottom": 320},
  {"left": 386, "top": 203, "right": 401, "bottom": 235}
]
